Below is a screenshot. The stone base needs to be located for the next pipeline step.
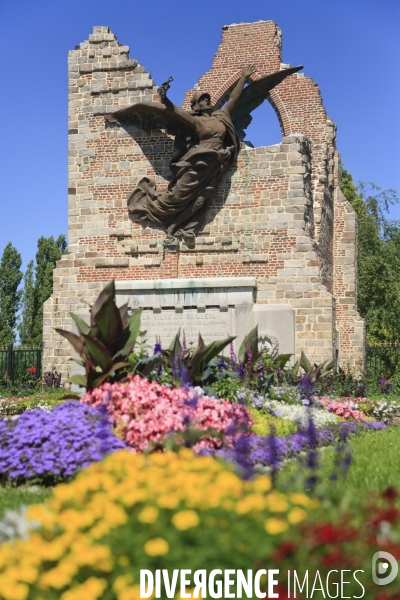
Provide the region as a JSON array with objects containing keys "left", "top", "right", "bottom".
[{"left": 115, "top": 278, "right": 295, "bottom": 357}]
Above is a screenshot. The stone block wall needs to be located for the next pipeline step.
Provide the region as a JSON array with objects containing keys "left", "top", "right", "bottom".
[{"left": 43, "top": 22, "right": 364, "bottom": 379}]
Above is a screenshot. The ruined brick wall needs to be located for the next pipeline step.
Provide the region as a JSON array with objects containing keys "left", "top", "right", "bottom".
[{"left": 43, "top": 22, "right": 364, "bottom": 378}]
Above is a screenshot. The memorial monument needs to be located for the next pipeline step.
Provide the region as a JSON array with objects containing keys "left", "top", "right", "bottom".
[{"left": 43, "top": 21, "right": 365, "bottom": 380}]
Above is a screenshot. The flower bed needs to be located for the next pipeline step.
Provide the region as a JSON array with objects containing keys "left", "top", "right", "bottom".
[
  {"left": 0, "top": 402, "right": 125, "bottom": 485},
  {"left": 0, "top": 449, "right": 314, "bottom": 599},
  {"left": 0, "top": 449, "right": 400, "bottom": 599},
  {"left": 80, "top": 375, "right": 253, "bottom": 452},
  {"left": 206, "top": 421, "right": 387, "bottom": 468}
]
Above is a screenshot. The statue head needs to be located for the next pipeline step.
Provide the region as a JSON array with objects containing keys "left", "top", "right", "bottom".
[{"left": 190, "top": 92, "right": 212, "bottom": 114}]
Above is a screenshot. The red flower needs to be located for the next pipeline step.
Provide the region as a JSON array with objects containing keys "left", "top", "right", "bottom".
[
  {"left": 382, "top": 487, "right": 398, "bottom": 503},
  {"left": 28, "top": 366, "right": 36, "bottom": 374},
  {"left": 271, "top": 541, "right": 297, "bottom": 562}
]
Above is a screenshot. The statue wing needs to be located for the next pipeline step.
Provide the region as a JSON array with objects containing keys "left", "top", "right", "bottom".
[
  {"left": 104, "top": 101, "right": 193, "bottom": 139},
  {"left": 229, "top": 66, "right": 303, "bottom": 139}
]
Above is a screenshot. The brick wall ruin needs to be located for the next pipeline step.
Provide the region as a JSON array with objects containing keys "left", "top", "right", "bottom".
[{"left": 43, "top": 21, "right": 365, "bottom": 379}]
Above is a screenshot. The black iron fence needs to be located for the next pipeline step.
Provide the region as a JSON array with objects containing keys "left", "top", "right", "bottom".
[
  {"left": 0, "top": 345, "right": 42, "bottom": 384},
  {"left": 366, "top": 344, "right": 400, "bottom": 378}
]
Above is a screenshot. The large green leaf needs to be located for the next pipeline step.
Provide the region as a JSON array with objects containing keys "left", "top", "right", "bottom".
[
  {"left": 82, "top": 334, "right": 113, "bottom": 373},
  {"left": 70, "top": 313, "right": 90, "bottom": 335},
  {"left": 300, "top": 351, "right": 312, "bottom": 373},
  {"left": 90, "top": 280, "right": 115, "bottom": 327},
  {"left": 169, "top": 329, "right": 182, "bottom": 358},
  {"left": 134, "top": 354, "right": 163, "bottom": 376},
  {"left": 68, "top": 374, "right": 87, "bottom": 388},
  {"left": 273, "top": 353, "right": 293, "bottom": 369},
  {"left": 119, "top": 303, "right": 130, "bottom": 330},
  {"left": 55, "top": 329, "right": 83, "bottom": 355},
  {"left": 191, "top": 335, "right": 235, "bottom": 379},
  {"left": 114, "top": 308, "right": 143, "bottom": 359},
  {"left": 238, "top": 325, "right": 259, "bottom": 364},
  {"left": 94, "top": 292, "right": 123, "bottom": 353}
]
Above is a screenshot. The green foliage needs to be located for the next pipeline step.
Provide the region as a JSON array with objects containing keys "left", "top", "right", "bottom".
[
  {"left": 0, "top": 486, "right": 51, "bottom": 519},
  {"left": 341, "top": 169, "right": 400, "bottom": 345},
  {"left": 162, "top": 329, "right": 235, "bottom": 386},
  {"left": 250, "top": 408, "right": 297, "bottom": 437},
  {"left": 19, "top": 235, "right": 67, "bottom": 346},
  {"left": 0, "top": 243, "right": 23, "bottom": 345},
  {"left": 299, "top": 351, "right": 336, "bottom": 383},
  {"left": 210, "top": 377, "right": 244, "bottom": 402},
  {"left": 56, "top": 280, "right": 148, "bottom": 391}
]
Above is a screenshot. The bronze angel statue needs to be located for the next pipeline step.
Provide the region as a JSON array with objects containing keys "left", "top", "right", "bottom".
[{"left": 106, "top": 64, "right": 302, "bottom": 240}]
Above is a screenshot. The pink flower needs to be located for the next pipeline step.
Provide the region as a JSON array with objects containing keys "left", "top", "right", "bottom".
[
  {"left": 319, "top": 397, "right": 366, "bottom": 421},
  {"left": 80, "top": 375, "right": 253, "bottom": 453}
]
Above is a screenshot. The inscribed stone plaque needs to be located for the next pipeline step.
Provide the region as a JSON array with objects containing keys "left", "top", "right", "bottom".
[{"left": 140, "top": 308, "right": 234, "bottom": 349}]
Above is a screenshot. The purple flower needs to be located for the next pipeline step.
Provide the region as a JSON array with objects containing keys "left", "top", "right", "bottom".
[{"left": 0, "top": 402, "right": 125, "bottom": 485}]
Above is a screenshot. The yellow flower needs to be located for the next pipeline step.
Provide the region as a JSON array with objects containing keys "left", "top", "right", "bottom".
[
  {"left": 265, "top": 517, "right": 289, "bottom": 535},
  {"left": 287, "top": 507, "right": 307, "bottom": 524},
  {"left": 157, "top": 494, "right": 180, "bottom": 509},
  {"left": 118, "top": 584, "right": 151, "bottom": 600},
  {"left": 138, "top": 506, "right": 159, "bottom": 523},
  {"left": 113, "top": 574, "right": 135, "bottom": 593},
  {"left": 253, "top": 475, "right": 272, "bottom": 493},
  {"left": 265, "top": 491, "right": 289, "bottom": 512},
  {"left": 172, "top": 510, "right": 200, "bottom": 530},
  {"left": 144, "top": 538, "right": 169, "bottom": 556},
  {"left": 290, "top": 492, "right": 312, "bottom": 507},
  {"left": 235, "top": 493, "right": 265, "bottom": 514},
  {"left": 59, "top": 577, "right": 108, "bottom": 600}
]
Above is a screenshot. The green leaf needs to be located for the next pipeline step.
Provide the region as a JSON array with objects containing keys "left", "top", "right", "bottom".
[
  {"left": 300, "top": 351, "right": 312, "bottom": 373},
  {"left": 119, "top": 303, "right": 130, "bottom": 330},
  {"left": 82, "top": 334, "right": 113, "bottom": 373},
  {"left": 92, "top": 371, "right": 113, "bottom": 388},
  {"left": 55, "top": 328, "right": 83, "bottom": 355},
  {"left": 114, "top": 308, "right": 143, "bottom": 359},
  {"left": 60, "top": 393, "right": 81, "bottom": 400},
  {"left": 68, "top": 374, "right": 87, "bottom": 388},
  {"left": 94, "top": 292, "right": 123, "bottom": 353},
  {"left": 71, "top": 358, "right": 85, "bottom": 367},
  {"left": 273, "top": 353, "right": 293, "bottom": 369},
  {"left": 169, "top": 329, "right": 182, "bottom": 358},
  {"left": 191, "top": 336, "right": 235, "bottom": 380},
  {"left": 90, "top": 280, "right": 115, "bottom": 327},
  {"left": 134, "top": 354, "right": 163, "bottom": 376},
  {"left": 70, "top": 313, "right": 90, "bottom": 335},
  {"left": 238, "top": 326, "right": 259, "bottom": 364}
]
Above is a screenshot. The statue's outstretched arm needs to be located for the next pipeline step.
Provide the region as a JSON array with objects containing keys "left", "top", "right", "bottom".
[
  {"left": 225, "top": 65, "right": 256, "bottom": 115},
  {"left": 159, "top": 84, "right": 195, "bottom": 128}
]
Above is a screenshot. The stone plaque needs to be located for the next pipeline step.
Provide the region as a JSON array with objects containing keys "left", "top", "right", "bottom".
[{"left": 140, "top": 307, "right": 234, "bottom": 349}]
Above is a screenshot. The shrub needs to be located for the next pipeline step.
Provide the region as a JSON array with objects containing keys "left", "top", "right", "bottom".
[{"left": 80, "top": 375, "right": 253, "bottom": 452}]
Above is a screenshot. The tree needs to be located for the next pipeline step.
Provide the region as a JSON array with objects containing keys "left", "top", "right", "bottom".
[
  {"left": 18, "top": 235, "right": 67, "bottom": 346},
  {"left": 18, "top": 260, "right": 35, "bottom": 346},
  {"left": 341, "top": 169, "right": 400, "bottom": 344},
  {"left": 0, "top": 243, "right": 23, "bottom": 346}
]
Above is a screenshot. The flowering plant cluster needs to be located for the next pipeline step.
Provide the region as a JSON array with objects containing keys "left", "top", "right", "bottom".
[
  {"left": 1, "top": 449, "right": 400, "bottom": 599},
  {"left": 0, "top": 402, "right": 125, "bottom": 485},
  {"left": 370, "top": 397, "right": 399, "bottom": 423},
  {"left": 318, "top": 396, "right": 366, "bottom": 420},
  {"left": 268, "top": 401, "right": 340, "bottom": 428},
  {"left": 207, "top": 421, "right": 386, "bottom": 470},
  {"left": 80, "top": 375, "right": 253, "bottom": 452},
  {"left": 0, "top": 449, "right": 314, "bottom": 600}
]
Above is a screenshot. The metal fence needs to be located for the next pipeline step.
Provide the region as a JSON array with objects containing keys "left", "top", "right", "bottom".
[
  {"left": 0, "top": 345, "right": 42, "bottom": 384},
  {"left": 366, "top": 344, "right": 400, "bottom": 378}
]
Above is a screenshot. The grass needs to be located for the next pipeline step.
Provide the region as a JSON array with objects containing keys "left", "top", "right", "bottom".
[
  {"left": 277, "top": 425, "right": 400, "bottom": 513},
  {"left": 0, "top": 485, "right": 51, "bottom": 519}
]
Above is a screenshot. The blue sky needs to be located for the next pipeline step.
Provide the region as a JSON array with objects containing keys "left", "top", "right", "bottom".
[{"left": 0, "top": 0, "right": 399, "bottom": 269}]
